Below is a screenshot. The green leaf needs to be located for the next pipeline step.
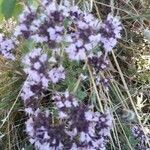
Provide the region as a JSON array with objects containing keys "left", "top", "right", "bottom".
[
  {"left": 27, "top": 0, "right": 39, "bottom": 7},
  {"left": 63, "top": 18, "right": 71, "bottom": 29},
  {"left": 75, "top": 88, "right": 87, "bottom": 101},
  {"left": 21, "top": 39, "right": 35, "bottom": 54},
  {"left": 122, "top": 124, "right": 138, "bottom": 148},
  {"left": 0, "top": 0, "right": 4, "bottom": 20},
  {"left": 1, "top": 0, "right": 17, "bottom": 19},
  {"left": 24, "top": 143, "right": 34, "bottom": 150},
  {"left": 12, "top": 2, "right": 23, "bottom": 19}
]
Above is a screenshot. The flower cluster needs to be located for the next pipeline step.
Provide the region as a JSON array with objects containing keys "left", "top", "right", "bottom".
[
  {"left": 0, "top": 0, "right": 123, "bottom": 149},
  {"left": 21, "top": 48, "right": 67, "bottom": 149},
  {"left": 14, "top": 0, "right": 122, "bottom": 61},
  {"left": 25, "top": 91, "right": 112, "bottom": 150},
  {"left": 14, "top": 2, "right": 118, "bottom": 149},
  {"left": 88, "top": 52, "right": 111, "bottom": 90},
  {"left": 100, "top": 14, "right": 122, "bottom": 52},
  {"left": 48, "top": 66, "right": 65, "bottom": 84},
  {"left": 14, "top": 6, "right": 36, "bottom": 39},
  {"left": 88, "top": 53, "right": 109, "bottom": 72},
  {"left": 52, "top": 91, "right": 79, "bottom": 119},
  {"left": 65, "top": 6, "right": 101, "bottom": 60},
  {"left": 132, "top": 125, "right": 150, "bottom": 150},
  {"left": 21, "top": 48, "right": 65, "bottom": 111},
  {"left": 0, "top": 33, "right": 15, "bottom": 60},
  {"left": 53, "top": 92, "right": 112, "bottom": 150},
  {"left": 22, "top": 48, "right": 49, "bottom": 87},
  {"left": 30, "top": 4, "right": 67, "bottom": 50}
]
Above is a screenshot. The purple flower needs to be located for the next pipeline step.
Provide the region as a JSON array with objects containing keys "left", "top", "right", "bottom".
[
  {"left": 88, "top": 53, "right": 109, "bottom": 72},
  {"left": 25, "top": 91, "right": 113, "bottom": 150},
  {"left": 21, "top": 48, "right": 65, "bottom": 113},
  {"left": 14, "top": 6, "right": 36, "bottom": 38},
  {"left": 100, "top": 14, "right": 122, "bottom": 52},
  {"left": 52, "top": 92, "right": 112, "bottom": 149},
  {"left": 64, "top": 6, "right": 101, "bottom": 61},
  {"left": 8, "top": 1, "right": 124, "bottom": 150},
  {"left": 0, "top": 33, "right": 15, "bottom": 60},
  {"left": 22, "top": 48, "right": 50, "bottom": 88},
  {"left": 52, "top": 91, "right": 79, "bottom": 119},
  {"left": 29, "top": 1, "right": 68, "bottom": 49},
  {"left": 48, "top": 65, "right": 65, "bottom": 84},
  {"left": 132, "top": 125, "right": 150, "bottom": 150}
]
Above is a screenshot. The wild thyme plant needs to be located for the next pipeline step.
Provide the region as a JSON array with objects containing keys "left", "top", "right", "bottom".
[{"left": 1, "top": 0, "right": 149, "bottom": 150}]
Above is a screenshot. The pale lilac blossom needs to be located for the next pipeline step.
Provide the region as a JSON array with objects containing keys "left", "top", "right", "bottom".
[
  {"left": 132, "top": 125, "right": 150, "bottom": 150},
  {"left": 0, "top": 33, "right": 15, "bottom": 60},
  {"left": 48, "top": 65, "right": 65, "bottom": 84},
  {"left": 100, "top": 14, "right": 122, "bottom": 52}
]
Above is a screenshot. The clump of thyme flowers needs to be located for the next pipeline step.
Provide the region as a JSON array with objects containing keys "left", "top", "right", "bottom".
[{"left": 0, "top": 0, "right": 124, "bottom": 149}]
